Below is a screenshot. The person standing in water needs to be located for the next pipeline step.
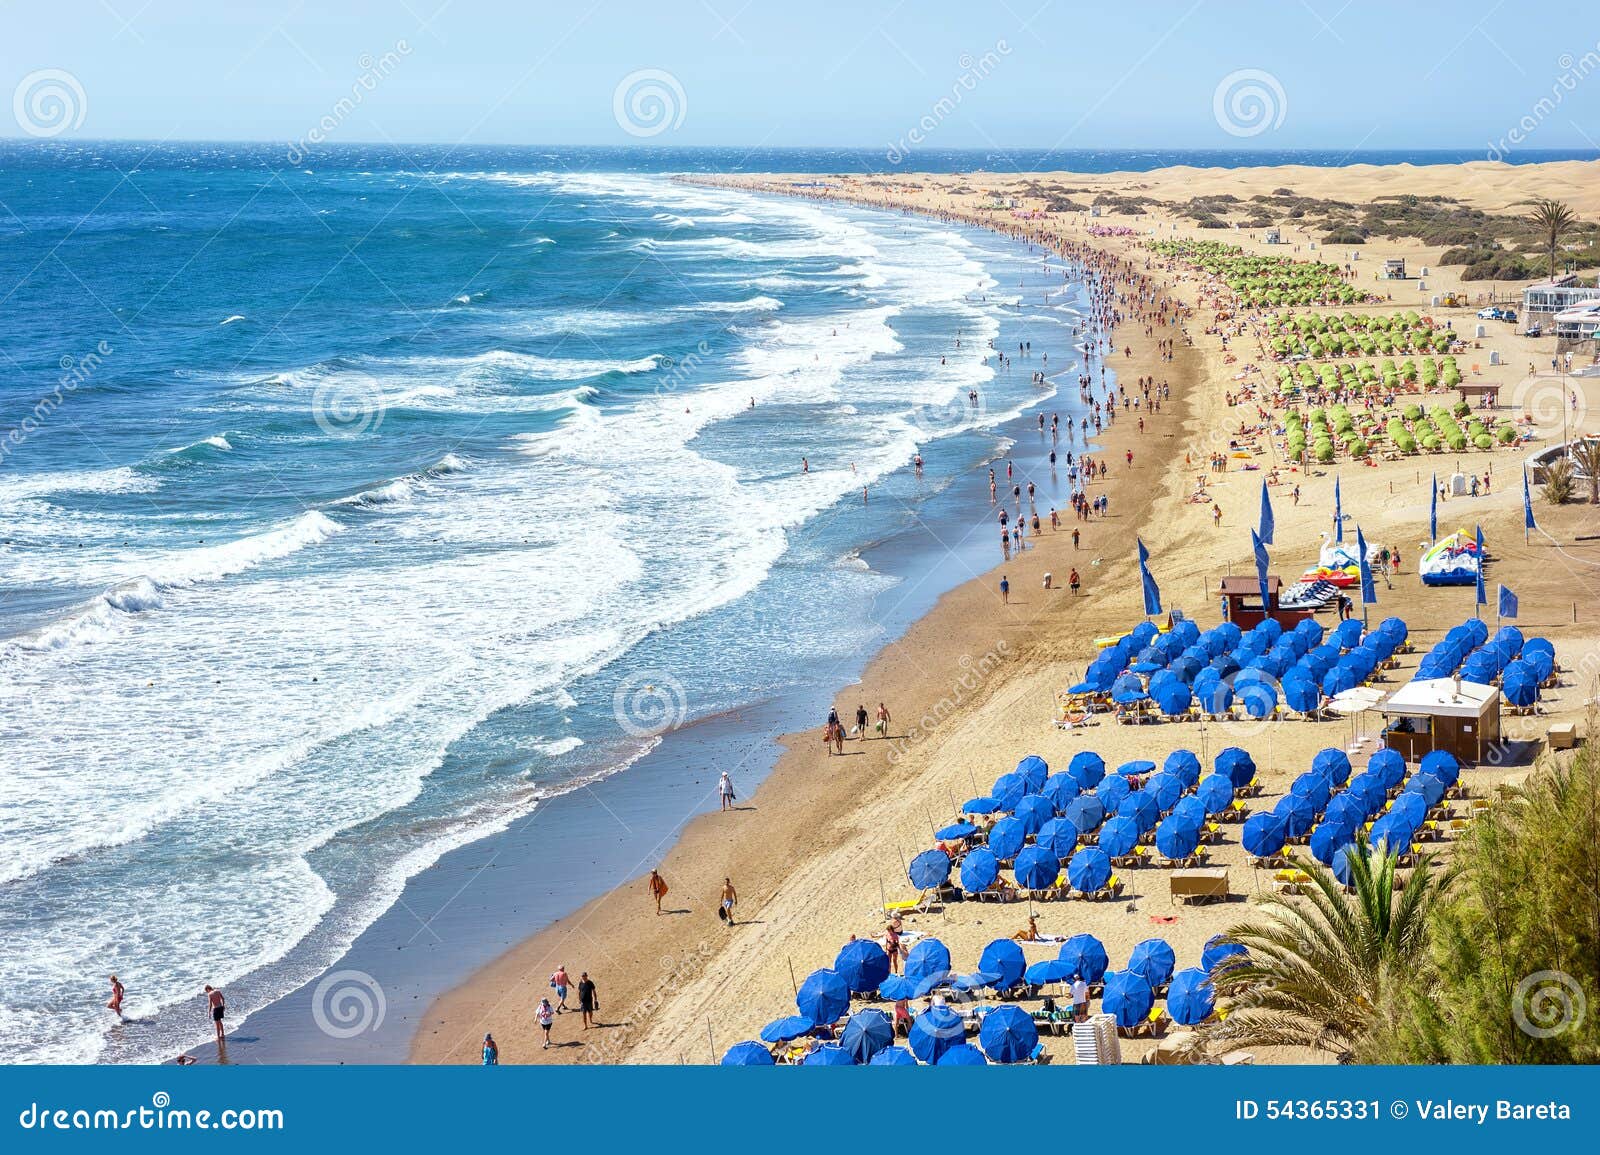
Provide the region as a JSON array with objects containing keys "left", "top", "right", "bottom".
[
  {"left": 203, "top": 985, "right": 225, "bottom": 1044},
  {"left": 107, "top": 975, "right": 125, "bottom": 1021}
]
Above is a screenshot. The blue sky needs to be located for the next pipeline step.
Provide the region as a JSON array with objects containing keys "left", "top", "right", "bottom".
[{"left": 5, "top": 0, "right": 1599, "bottom": 151}]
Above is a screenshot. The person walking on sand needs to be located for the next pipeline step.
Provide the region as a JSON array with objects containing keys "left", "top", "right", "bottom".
[
  {"left": 536, "top": 998, "right": 555, "bottom": 1049},
  {"left": 203, "top": 985, "right": 225, "bottom": 1044},
  {"left": 720, "top": 877, "right": 738, "bottom": 926},
  {"left": 1212, "top": 503, "right": 1222, "bottom": 528},
  {"left": 1072, "top": 527, "right": 1080, "bottom": 550},
  {"left": 648, "top": 868, "right": 669, "bottom": 914},
  {"left": 1069, "top": 567, "right": 1081, "bottom": 595},
  {"left": 482, "top": 1033, "right": 499, "bottom": 1065},
  {"left": 875, "top": 702, "right": 892, "bottom": 739},
  {"left": 718, "top": 769, "right": 736, "bottom": 811},
  {"left": 107, "top": 975, "right": 125, "bottom": 1021},
  {"left": 550, "top": 965, "right": 570, "bottom": 1012},
  {"left": 1000, "top": 574, "right": 1010, "bottom": 605},
  {"left": 855, "top": 702, "right": 868, "bottom": 740},
  {"left": 577, "top": 972, "right": 598, "bottom": 1029}
]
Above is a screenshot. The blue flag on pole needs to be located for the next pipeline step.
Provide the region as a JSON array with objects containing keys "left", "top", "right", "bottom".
[
  {"left": 1251, "top": 528, "right": 1270, "bottom": 610},
  {"left": 1138, "top": 538, "right": 1162, "bottom": 616},
  {"left": 1498, "top": 584, "right": 1518, "bottom": 620},
  {"left": 1333, "top": 476, "right": 1343, "bottom": 542},
  {"left": 1523, "top": 469, "right": 1536, "bottom": 531},
  {"left": 1429, "top": 472, "right": 1438, "bottom": 542},
  {"left": 1356, "top": 526, "right": 1376, "bottom": 606},
  {"left": 1259, "top": 480, "right": 1274, "bottom": 545},
  {"left": 1475, "top": 525, "right": 1487, "bottom": 606}
]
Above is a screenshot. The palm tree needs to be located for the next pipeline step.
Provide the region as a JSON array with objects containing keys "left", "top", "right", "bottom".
[
  {"left": 1544, "top": 457, "right": 1577, "bottom": 505},
  {"left": 1569, "top": 438, "right": 1600, "bottom": 504},
  {"left": 1526, "top": 199, "right": 1578, "bottom": 278},
  {"left": 1206, "top": 842, "right": 1453, "bottom": 1060}
]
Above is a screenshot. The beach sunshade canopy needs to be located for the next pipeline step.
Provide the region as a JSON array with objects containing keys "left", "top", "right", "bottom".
[
  {"left": 1502, "top": 669, "right": 1537, "bottom": 707},
  {"left": 1042, "top": 773, "right": 1081, "bottom": 809},
  {"left": 1312, "top": 748, "right": 1352, "bottom": 784},
  {"left": 1389, "top": 792, "right": 1427, "bottom": 826},
  {"left": 1067, "top": 847, "right": 1112, "bottom": 893},
  {"left": 1025, "top": 958, "right": 1076, "bottom": 985},
  {"left": 876, "top": 975, "right": 918, "bottom": 1002},
  {"left": 978, "top": 1004, "right": 1038, "bottom": 1064},
  {"left": 1154, "top": 681, "right": 1192, "bottom": 714},
  {"left": 1323, "top": 792, "right": 1367, "bottom": 830},
  {"left": 1096, "top": 774, "right": 1131, "bottom": 812},
  {"left": 1197, "top": 774, "right": 1235, "bottom": 815},
  {"left": 1035, "top": 817, "right": 1078, "bottom": 861},
  {"left": 796, "top": 968, "right": 851, "bottom": 1026},
  {"left": 987, "top": 816, "right": 1026, "bottom": 861},
  {"left": 1096, "top": 815, "right": 1140, "bottom": 858},
  {"left": 838, "top": 1008, "right": 895, "bottom": 1064},
  {"left": 801, "top": 1042, "right": 857, "bottom": 1066},
  {"left": 1309, "top": 817, "right": 1357, "bottom": 866},
  {"left": 721, "top": 1040, "right": 775, "bottom": 1066},
  {"left": 934, "top": 821, "right": 979, "bottom": 841},
  {"left": 1117, "top": 791, "right": 1161, "bottom": 832},
  {"left": 935, "top": 1042, "right": 989, "bottom": 1066},
  {"left": 963, "top": 796, "right": 1001, "bottom": 814},
  {"left": 834, "top": 938, "right": 892, "bottom": 994},
  {"left": 1166, "top": 967, "right": 1216, "bottom": 1026},
  {"left": 1101, "top": 969, "right": 1155, "bottom": 1028},
  {"left": 959, "top": 847, "right": 1000, "bottom": 893},
  {"left": 868, "top": 1045, "right": 919, "bottom": 1066},
  {"left": 1068, "top": 750, "right": 1106, "bottom": 789},
  {"left": 990, "top": 771, "right": 1027, "bottom": 811},
  {"left": 1015, "top": 754, "right": 1049, "bottom": 792},
  {"left": 1331, "top": 844, "right": 1360, "bottom": 886},
  {"left": 1058, "top": 933, "right": 1110, "bottom": 982},
  {"left": 1291, "top": 770, "right": 1332, "bottom": 810},
  {"left": 1116, "top": 759, "right": 1157, "bottom": 777},
  {"left": 1241, "top": 812, "right": 1287, "bottom": 858},
  {"left": 978, "top": 939, "right": 1028, "bottom": 991},
  {"left": 1155, "top": 814, "right": 1201, "bottom": 860},
  {"left": 1420, "top": 750, "right": 1460, "bottom": 785},
  {"left": 1164, "top": 749, "right": 1202, "bottom": 787},
  {"left": 1148, "top": 772, "right": 1185, "bottom": 811},
  {"left": 1404, "top": 771, "right": 1447, "bottom": 809},
  {"left": 1012, "top": 846, "right": 1059, "bottom": 893},
  {"left": 1170, "top": 795, "right": 1207, "bottom": 827},
  {"left": 1368, "top": 748, "right": 1406, "bottom": 789},
  {"left": 1216, "top": 747, "right": 1256, "bottom": 789},
  {"left": 1126, "top": 938, "right": 1177, "bottom": 987},
  {"left": 906, "top": 1005, "right": 965, "bottom": 1063},
  {"left": 1275, "top": 792, "right": 1319, "bottom": 839},
  {"left": 1062, "top": 794, "right": 1106, "bottom": 834},
  {"left": 1014, "top": 793, "right": 1055, "bottom": 834},
  {"left": 1284, "top": 677, "right": 1321, "bottom": 714},
  {"left": 907, "top": 848, "right": 951, "bottom": 891},
  {"left": 760, "top": 1015, "right": 816, "bottom": 1043},
  {"left": 1201, "top": 935, "right": 1247, "bottom": 974},
  {"left": 905, "top": 938, "right": 952, "bottom": 981},
  {"left": 1238, "top": 679, "right": 1278, "bottom": 718}
]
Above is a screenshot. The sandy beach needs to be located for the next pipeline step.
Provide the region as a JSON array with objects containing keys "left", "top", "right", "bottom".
[{"left": 414, "top": 159, "right": 1600, "bottom": 1066}]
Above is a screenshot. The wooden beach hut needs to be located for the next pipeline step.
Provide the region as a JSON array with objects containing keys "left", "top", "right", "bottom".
[{"left": 1379, "top": 677, "right": 1502, "bottom": 765}]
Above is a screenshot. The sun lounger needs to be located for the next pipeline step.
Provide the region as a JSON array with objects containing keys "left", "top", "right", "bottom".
[{"left": 1171, "top": 866, "right": 1229, "bottom": 904}]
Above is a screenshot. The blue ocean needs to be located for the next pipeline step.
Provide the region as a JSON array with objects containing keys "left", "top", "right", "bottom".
[{"left": 1, "top": 143, "right": 1592, "bottom": 1064}]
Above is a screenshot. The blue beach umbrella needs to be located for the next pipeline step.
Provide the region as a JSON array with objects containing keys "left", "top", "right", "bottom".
[
  {"left": 1015, "top": 754, "right": 1048, "bottom": 792},
  {"left": 1241, "top": 812, "right": 1286, "bottom": 858},
  {"left": 1388, "top": 792, "right": 1427, "bottom": 826},
  {"left": 835, "top": 939, "right": 891, "bottom": 994},
  {"left": 1155, "top": 814, "right": 1200, "bottom": 860},
  {"left": 1312, "top": 748, "right": 1353, "bottom": 785},
  {"left": 1197, "top": 774, "right": 1235, "bottom": 815},
  {"left": 1014, "top": 794, "right": 1054, "bottom": 835},
  {"left": 838, "top": 1008, "right": 894, "bottom": 1063},
  {"left": 1042, "top": 773, "right": 1081, "bottom": 810},
  {"left": 934, "top": 821, "right": 979, "bottom": 841},
  {"left": 1111, "top": 673, "right": 1148, "bottom": 705},
  {"left": 1322, "top": 664, "right": 1358, "bottom": 696},
  {"left": 991, "top": 772, "right": 1027, "bottom": 811},
  {"left": 987, "top": 816, "right": 1026, "bottom": 861},
  {"left": 1096, "top": 774, "right": 1132, "bottom": 812},
  {"left": 1035, "top": 817, "right": 1078, "bottom": 861},
  {"left": 1283, "top": 677, "right": 1321, "bottom": 715},
  {"left": 1405, "top": 772, "right": 1447, "bottom": 809},
  {"left": 1238, "top": 678, "right": 1278, "bottom": 719},
  {"left": 1291, "top": 771, "right": 1332, "bottom": 810},
  {"left": 1068, "top": 750, "right": 1106, "bottom": 790},
  {"left": 905, "top": 939, "right": 951, "bottom": 981},
  {"left": 936, "top": 1043, "right": 989, "bottom": 1066},
  {"left": 978, "top": 940, "right": 1028, "bottom": 991},
  {"left": 1503, "top": 666, "right": 1537, "bottom": 708},
  {"left": 1058, "top": 933, "right": 1110, "bottom": 982},
  {"left": 1275, "top": 792, "right": 1319, "bottom": 839},
  {"left": 1154, "top": 681, "right": 1192, "bottom": 715},
  {"left": 1368, "top": 748, "right": 1406, "bottom": 789},
  {"left": 1117, "top": 791, "right": 1161, "bottom": 831},
  {"left": 1170, "top": 795, "right": 1207, "bottom": 827},
  {"left": 1165, "top": 967, "right": 1216, "bottom": 1026},
  {"left": 907, "top": 1006, "right": 965, "bottom": 1064},
  {"left": 978, "top": 1004, "right": 1038, "bottom": 1064},
  {"left": 876, "top": 975, "right": 918, "bottom": 1002},
  {"left": 760, "top": 1015, "right": 816, "bottom": 1043},
  {"left": 1524, "top": 647, "right": 1554, "bottom": 682},
  {"left": 1096, "top": 815, "right": 1140, "bottom": 858},
  {"left": 963, "top": 796, "right": 1001, "bottom": 814},
  {"left": 868, "top": 1045, "right": 919, "bottom": 1066},
  {"left": 1012, "top": 846, "right": 1059, "bottom": 892},
  {"left": 1067, "top": 847, "right": 1112, "bottom": 892},
  {"left": 1331, "top": 845, "right": 1360, "bottom": 886},
  {"left": 907, "top": 848, "right": 951, "bottom": 890},
  {"left": 796, "top": 969, "right": 850, "bottom": 1026},
  {"left": 1164, "top": 750, "right": 1202, "bottom": 787},
  {"left": 1117, "top": 759, "right": 1158, "bottom": 778},
  {"left": 1420, "top": 750, "right": 1460, "bottom": 786},
  {"left": 1101, "top": 970, "right": 1154, "bottom": 1028},
  {"left": 1062, "top": 793, "right": 1106, "bottom": 834},
  {"left": 959, "top": 847, "right": 1000, "bottom": 893},
  {"left": 1344, "top": 773, "right": 1386, "bottom": 813},
  {"left": 1147, "top": 772, "right": 1185, "bottom": 811},
  {"left": 1216, "top": 747, "right": 1256, "bottom": 789},
  {"left": 721, "top": 1040, "right": 775, "bottom": 1066},
  {"left": 1201, "top": 935, "right": 1247, "bottom": 974},
  {"left": 1369, "top": 814, "right": 1417, "bottom": 856},
  {"left": 1309, "top": 818, "right": 1357, "bottom": 866},
  {"left": 801, "top": 1043, "right": 857, "bottom": 1066},
  {"left": 1323, "top": 792, "right": 1367, "bottom": 830},
  {"left": 1025, "top": 959, "right": 1076, "bottom": 986},
  {"left": 1126, "top": 939, "right": 1177, "bottom": 987}
]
